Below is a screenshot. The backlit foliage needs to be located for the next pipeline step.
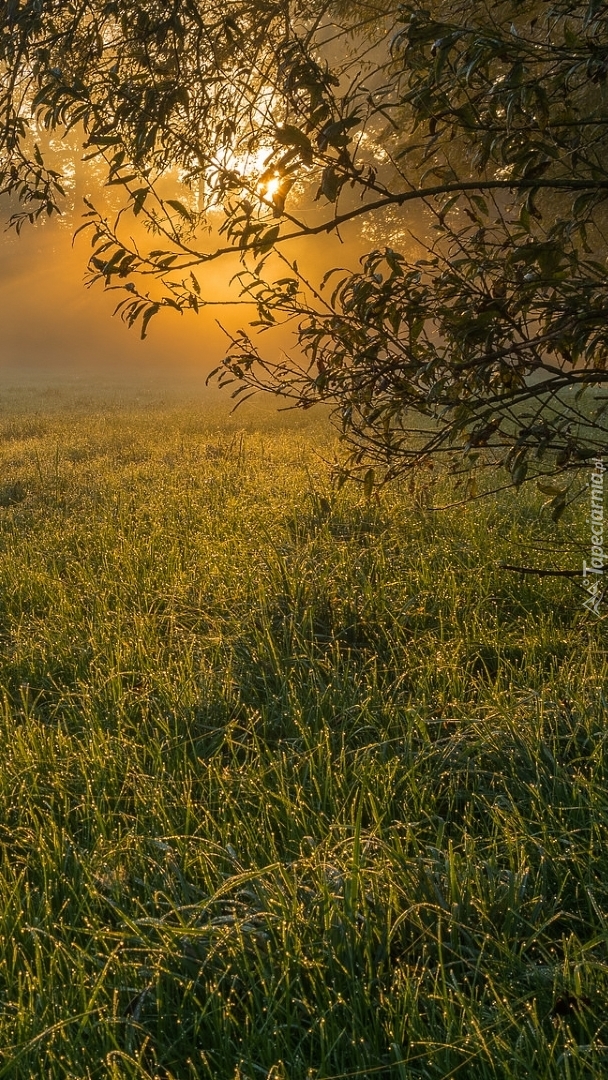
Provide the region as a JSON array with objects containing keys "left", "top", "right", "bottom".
[{"left": 2, "top": 0, "right": 608, "bottom": 495}]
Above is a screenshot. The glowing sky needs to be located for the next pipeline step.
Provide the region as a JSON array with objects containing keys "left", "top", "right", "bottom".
[
  {"left": 0, "top": 142, "right": 420, "bottom": 385},
  {"left": 0, "top": 196, "right": 376, "bottom": 385},
  {"left": 0, "top": 211, "right": 244, "bottom": 379}
]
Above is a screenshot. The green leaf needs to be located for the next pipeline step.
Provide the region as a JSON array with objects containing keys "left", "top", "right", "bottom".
[
  {"left": 255, "top": 224, "right": 280, "bottom": 255},
  {"left": 438, "top": 194, "right": 461, "bottom": 218},
  {"left": 140, "top": 303, "right": 160, "bottom": 339},
  {"left": 86, "top": 134, "right": 122, "bottom": 146},
  {"left": 470, "top": 195, "right": 488, "bottom": 216},
  {"left": 318, "top": 116, "right": 360, "bottom": 149},
  {"left": 550, "top": 495, "right": 567, "bottom": 522},
  {"left": 274, "top": 125, "right": 313, "bottom": 154},
  {"left": 106, "top": 173, "right": 139, "bottom": 186},
  {"left": 572, "top": 191, "right": 597, "bottom": 219},
  {"left": 131, "top": 187, "right": 148, "bottom": 215},
  {"left": 166, "top": 199, "right": 192, "bottom": 220},
  {"left": 318, "top": 167, "right": 341, "bottom": 203},
  {"left": 537, "top": 480, "right": 569, "bottom": 497}
]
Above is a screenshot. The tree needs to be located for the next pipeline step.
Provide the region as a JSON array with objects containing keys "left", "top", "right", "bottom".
[{"left": 2, "top": 0, "right": 608, "bottom": 505}]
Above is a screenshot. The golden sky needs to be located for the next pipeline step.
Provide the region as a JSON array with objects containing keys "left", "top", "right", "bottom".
[
  {"left": 0, "top": 136, "right": 421, "bottom": 385},
  {"left": 0, "top": 201, "right": 375, "bottom": 385},
  {"left": 0, "top": 211, "right": 246, "bottom": 380}
]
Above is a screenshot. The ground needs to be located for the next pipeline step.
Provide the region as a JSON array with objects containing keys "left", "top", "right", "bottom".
[{"left": 0, "top": 375, "right": 605, "bottom": 1079}]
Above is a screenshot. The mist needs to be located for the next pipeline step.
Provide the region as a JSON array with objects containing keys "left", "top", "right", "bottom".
[
  {"left": 0, "top": 206, "right": 381, "bottom": 399},
  {"left": 0, "top": 210, "right": 244, "bottom": 389},
  {"left": 0, "top": 139, "right": 423, "bottom": 399}
]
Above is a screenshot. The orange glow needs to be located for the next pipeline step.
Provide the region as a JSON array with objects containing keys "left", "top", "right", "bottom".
[{"left": 257, "top": 173, "right": 281, "bottom": 201}]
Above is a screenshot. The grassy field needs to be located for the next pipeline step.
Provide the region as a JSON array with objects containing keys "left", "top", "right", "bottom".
[{"left": 0, "top": 378, "right": 605, "bottom": 1079}]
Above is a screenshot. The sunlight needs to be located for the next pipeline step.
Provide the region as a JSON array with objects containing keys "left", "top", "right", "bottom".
[
  {"left": 256, "top": 171, "right": 281, "bottom": 202},
  {"left": 204, "top": 143, "right": 280, "bottom": 210}
]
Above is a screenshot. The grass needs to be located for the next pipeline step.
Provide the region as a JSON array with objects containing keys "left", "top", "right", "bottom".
[{"left": 0, "top": 379, "right": 605, "bottom": 1079}]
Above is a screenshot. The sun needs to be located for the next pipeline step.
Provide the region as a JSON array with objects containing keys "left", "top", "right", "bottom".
[
  {"left": 246, "top": 145, "right": 282, "bottom": 203},
  {"left": 257, "top": 172, "right": 281, "bottom": 201},
  {"left": 202, "top": 144, "right": 284, "bottom": 211}
]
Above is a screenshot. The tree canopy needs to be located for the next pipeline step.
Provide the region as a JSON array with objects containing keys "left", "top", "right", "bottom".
[{"left": 2, "top": 0, "right": 608, "bottom": 503}]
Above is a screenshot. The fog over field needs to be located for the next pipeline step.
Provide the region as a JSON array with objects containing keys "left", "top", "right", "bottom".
[
  {"left": 0, "top": 188, "right": 374, "bottom": 393},
  {"left": 0, "top": 213, "right": 240, "bottom": 383}
]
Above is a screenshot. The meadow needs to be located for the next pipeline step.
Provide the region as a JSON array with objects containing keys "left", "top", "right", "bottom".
[{"left": 0, "top": 376, "right": 605, "bottom": 1079}]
